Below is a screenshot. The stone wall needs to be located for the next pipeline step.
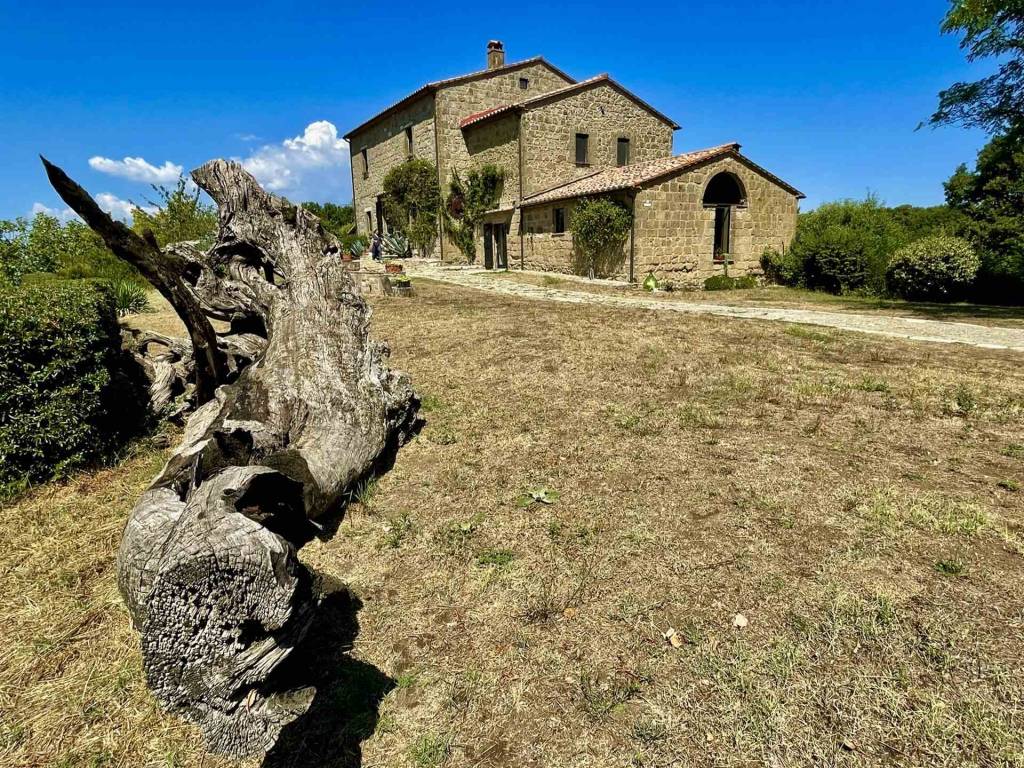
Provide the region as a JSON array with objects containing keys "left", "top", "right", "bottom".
[
  {"left": 436, "top": 62, "right": 572, "bottom": 262},
  {"left": 521, "top": 84, "right": 673, "bottom": 197},
  {"left": 518, "top": 194, "right": 631, "bottom": 277},
  {"left": 520, "top": 202, "right": 577, "bottom": 273},
  {"left": 460, "top": 113, "right": 521, "bottom": 265},
  {"left": 632, "top": 156, "right": 799, "bottom": 286},
  {"left": 349, "top": 93, "right": 436, "bottom": 252}
]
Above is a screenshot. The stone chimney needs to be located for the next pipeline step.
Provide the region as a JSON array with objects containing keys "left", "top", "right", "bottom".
[{"left": 487, "top": 40, "right": 505, "bottom": 70}]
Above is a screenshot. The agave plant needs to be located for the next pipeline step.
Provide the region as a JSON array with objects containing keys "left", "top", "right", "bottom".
[
  {"left": 111, "top": 279, "right": 150, "bottom": 316},
  {"left": 382, "top": 232, "right": 410, "bottom": 258},
  {"left": 349, "top": 238, "right": 366, "bottom": 258}
]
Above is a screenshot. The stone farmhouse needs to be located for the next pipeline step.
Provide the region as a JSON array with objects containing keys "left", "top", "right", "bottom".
[{"left": 344, "top": 41, "right": 804, "bottom": 285}]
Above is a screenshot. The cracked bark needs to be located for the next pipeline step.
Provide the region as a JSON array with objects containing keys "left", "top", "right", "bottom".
[{"left": 43, "top": 157, "right": 420, "bottom": 758}]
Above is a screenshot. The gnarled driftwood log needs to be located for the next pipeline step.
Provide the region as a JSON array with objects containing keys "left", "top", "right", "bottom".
[{"left": 43, "top": 158, "right": 419, "bottom": 757}]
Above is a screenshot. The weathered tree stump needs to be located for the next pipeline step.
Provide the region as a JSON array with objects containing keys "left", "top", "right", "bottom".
[{"left": 43, "top": 158, "right": 419, "bottom": 758}]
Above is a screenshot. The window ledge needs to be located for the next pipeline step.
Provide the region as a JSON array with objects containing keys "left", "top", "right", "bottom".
[{"left": 575, "top": 162, "right": 591, "bottom": 167}]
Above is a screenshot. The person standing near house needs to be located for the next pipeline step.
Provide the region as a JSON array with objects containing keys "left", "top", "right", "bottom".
[{"left": 370, "top": 230, "right": 382, "bottom": 261}]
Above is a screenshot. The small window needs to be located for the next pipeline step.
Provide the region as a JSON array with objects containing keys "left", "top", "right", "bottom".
[
  {"left": 405, "top": 126, "right": 414, "bottom": 158},
  {"left": 519, "top": 77, "right": 529, "bottom": 90},
  {"left": 361, "top": 148, "right": 368, "bottom": 179},
  {"left": 617, "top": 137, "right": 630, "bottom": 167},
  {"left": 554, "top": 207, "right": 566, "bottom": 233},
  {"left": 575, "top": 133, "right": 589, "bottom": 165},
  {"left": 366, "top": 211, "right": 372, "bottom": 232}
]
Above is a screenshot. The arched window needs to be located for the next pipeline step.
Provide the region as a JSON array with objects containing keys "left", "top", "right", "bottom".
[{"left": 702, "top": 172, "right": 746, "bottom": 262}]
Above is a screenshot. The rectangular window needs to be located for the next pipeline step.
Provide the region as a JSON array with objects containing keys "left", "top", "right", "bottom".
[
  {"left": 617, "top": 137, "right": 630, "bottom": 167},
  {"left": 361, "top": 148, "right": 368, "bottom": 179},
  {"left": 519, "top": 77, "right": 529, "bottom": 90},
  {"left": 554, "top": 207, "right": 566, "bottom": 233},
  {"left": 405, "top": 126, "right": 414, "bottom": 158},
  {"left": 575, "top": 133, "right": 589, "bottom": 165}
]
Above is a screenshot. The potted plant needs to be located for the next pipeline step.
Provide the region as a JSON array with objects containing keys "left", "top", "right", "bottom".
[
  {"left": 384, "top": 259, "right": 404, "bottom": 274},
  {"left": 389, "top": 274, "right": 413, "bottom": 297}
]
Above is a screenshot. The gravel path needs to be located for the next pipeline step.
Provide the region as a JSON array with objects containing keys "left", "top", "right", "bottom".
[{"left": 410, "top": 266, "right": 1024, "bottom": 353}]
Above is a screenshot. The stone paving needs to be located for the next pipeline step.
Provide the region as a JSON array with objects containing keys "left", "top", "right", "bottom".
[{"left": 408, "top": 265, "right": 1024, "bottom": 353}]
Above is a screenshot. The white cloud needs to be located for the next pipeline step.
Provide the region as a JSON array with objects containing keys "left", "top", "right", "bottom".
[
  {"left": 95, "top": 193, "right": 157, "bottom": 222},
  {"left": 239, "top": 120, "right": 350, "bottom": 202},
  {"left": 88, "top": 155, "right": 183, "bottom": 183},
  {"left": 31, "top": 202, "right": 80, "bottom": 223}
]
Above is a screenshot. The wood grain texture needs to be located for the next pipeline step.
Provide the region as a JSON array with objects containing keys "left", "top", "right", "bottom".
[{"left": 43, "top": 157, "right": 420, "bottom": 757}]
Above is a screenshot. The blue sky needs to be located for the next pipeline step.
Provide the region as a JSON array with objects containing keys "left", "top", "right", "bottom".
[{"left": 0, "top": 0, "right": 992, "bottom": 219}]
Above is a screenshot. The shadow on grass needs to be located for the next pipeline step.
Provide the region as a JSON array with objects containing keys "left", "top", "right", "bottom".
[{"left": 263, "top": 584, "right": 394, "bottom": 768}]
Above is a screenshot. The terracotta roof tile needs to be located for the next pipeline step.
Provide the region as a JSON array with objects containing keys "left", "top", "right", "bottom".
[
  {"left": 459, "top": 104, "right": 515, "bottom": 129},
  {"left": 521, "top": 143, "right": 804, "bottom": 205}
]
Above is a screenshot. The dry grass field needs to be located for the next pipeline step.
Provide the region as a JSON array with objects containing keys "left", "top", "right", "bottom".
[{"left": 3, "top": 279, "right": 1024, "bottom": 768}]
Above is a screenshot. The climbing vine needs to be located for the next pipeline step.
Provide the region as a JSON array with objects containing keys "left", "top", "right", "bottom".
[
  {"left": 382, "top": 159, "right": 441, "bottom": 256},
  {"left": 444, "top": 165, "right": 505, "bottom": 263}
]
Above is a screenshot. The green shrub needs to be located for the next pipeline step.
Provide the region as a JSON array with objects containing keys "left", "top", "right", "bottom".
[
  {"left": 382, "top": 159, "right": 441, "bottom": 257},
  {"left": 789, "top": 198, "right": 906, "bottom": 295},
  {"left": 735, "top": 275, "right": 757, "bottom": 289},
  {"left": 569, "top": 197, "right": 632, "bottom": 279},
  {"left": 0, "top": 281, "right": 148, "bottom": 495},
  {"left": 760, "top": 246, "right": 803, "bottom": 285},
  {"left": 704, "top": 274, "right": 757, "bottom": 291},
  {"left": 111, "top": 279, "right": 151, "bottom": 316},
  {"left": 886, "top": 236, "right": 980, "bottom": 301}
]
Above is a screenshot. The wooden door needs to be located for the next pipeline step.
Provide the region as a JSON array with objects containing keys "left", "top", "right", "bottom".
[{"left": 483, "top": 224, "right": 494, "bottom": 269}]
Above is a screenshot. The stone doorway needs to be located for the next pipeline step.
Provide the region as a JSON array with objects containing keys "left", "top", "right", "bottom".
[
  {"left": 483, "top": 220, "right": 509, "bottom": 270},
  {"left": 703, "top": 171, "right": 746, "bottom": 263}
]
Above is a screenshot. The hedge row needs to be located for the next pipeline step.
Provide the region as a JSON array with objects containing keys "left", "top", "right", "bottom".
[
  {"left": 0, "top": 279, "right": 147, "bottom": 495},
  {"left": 760, "top": 199, "right": 993, "bottom": 302}
]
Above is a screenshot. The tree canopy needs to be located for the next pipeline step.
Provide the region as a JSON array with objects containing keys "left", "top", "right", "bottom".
[
  {"left": 928, "top": 1, "right": 1024, "bottom": 136},
  {"left": 382, "top": 159, "right": 441, "bottom": 257},
  {"left": 301, "top": 201, "right": 355, "bottom": 240},
  {"left": 131, "top": 178, "right": 218, "bottom": 247},
  {"left": 1, "top": 212, "right": 142, "bottom": 286},
  {"left": 945, "top": 131, "right": 1024, "bottom": 301}
]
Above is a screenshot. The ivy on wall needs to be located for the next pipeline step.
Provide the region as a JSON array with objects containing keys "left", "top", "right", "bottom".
[
  {"left": 444, "top": 165, "right": 505, "bottom": 263},
  {"left": 382, "top": 159, "right": 441, "bottom": 256}
]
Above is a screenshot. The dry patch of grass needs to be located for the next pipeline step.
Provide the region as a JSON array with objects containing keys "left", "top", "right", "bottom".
[
  {"left": 0, "top": 432, "right": 233, "bottom": 768},
  {"left": 119, "top": 290, "right": 186, "bottom": 337},
  {"left": 3, "top": 279, "right": 1024, "bottom": 767}
]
